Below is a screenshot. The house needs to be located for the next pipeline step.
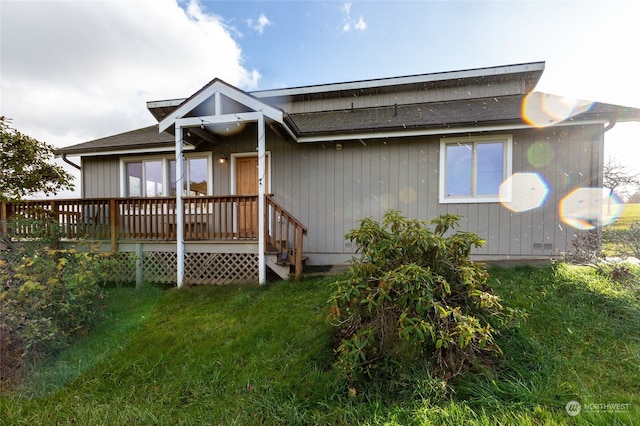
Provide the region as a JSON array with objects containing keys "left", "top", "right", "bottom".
[{"left": 5, "top": 61, "right": 640, "bottom": 286}]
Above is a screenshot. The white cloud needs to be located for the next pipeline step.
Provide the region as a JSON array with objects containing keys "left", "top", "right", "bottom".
[
  {"left": 340, "top": 2, "right": 366, "bottom": 33},
  {"left": 0, "top": 0, "right": 259, "bottom": 148},
  {"left": 248, "top": 13, "right": 272, "bottom": 34}
]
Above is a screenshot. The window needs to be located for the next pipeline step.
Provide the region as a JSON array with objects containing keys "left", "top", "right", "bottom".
[
  {"left": 126, "top": 160, "right": 163, "bottom": 197},
  {"left": 439, "top": 135, "right": 512, "bottom": 203},
  {"left": 169, "top": 157, "right": 209, "bottom": 196},
  {"left": 121, "top": 154, "right": 212, "bottom": 197}
]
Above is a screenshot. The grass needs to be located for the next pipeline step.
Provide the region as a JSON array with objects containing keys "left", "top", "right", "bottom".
[
  {"left": 602, "top": 203, "right": 639, "bottom": 257},
  {"left": 609, "top": 203, "right": 640, "bottom": 230},
  {"left": 8, "top": 285, "right": 164, "bottom": 398},
  {"left": 1, "top": 265, "right": 639, "bottom": 425}
]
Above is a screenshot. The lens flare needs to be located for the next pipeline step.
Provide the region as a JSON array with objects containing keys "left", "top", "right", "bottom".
[
  {"left": 499, "top": 173, "right": 550, "bottom": 212},
  {"left": 522, "top": 92, "right": 593, "bottom": 128},
  {"left": 559, "top": 187, "right": 622, "bottom": 230},
  {"left": 527, "top": 141, "right": 555, "bottom": 168},
  {"left": 399, "top": 186, "right": 417, "bottom": 204},
  {"left": 380, "top": 192, "right": 397, "bottom": 210}
]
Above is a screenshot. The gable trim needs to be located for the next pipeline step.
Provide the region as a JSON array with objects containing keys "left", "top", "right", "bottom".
[{"left": 159, "top": 80, "right": 285, "bottom": 133}]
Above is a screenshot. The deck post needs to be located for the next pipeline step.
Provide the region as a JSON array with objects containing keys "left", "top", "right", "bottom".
[
  {"left": 109, "top": 199, "right": 118, "bottom": 253},
  {"left": 295, "top": 226, "right": 304, "bottom": 280},
  {"left": 1, "top": 201, "right": 8, "bottom": 237},
  {"left": 135, "top": 243, "right": 143, "bottom": 289},
  {"left": 257, "top": 114, "right": 266, "bottom": 284},
  {"left": 175, "top": 125, "right": 185, "bottom": 288},
  {"left": 50, "top": 200, "right": 59, "bottom": 248}
]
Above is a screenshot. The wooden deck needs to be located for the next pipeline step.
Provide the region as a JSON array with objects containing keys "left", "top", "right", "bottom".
[{"left": 1, "top": 194, "right": 307, "bottom": 280}]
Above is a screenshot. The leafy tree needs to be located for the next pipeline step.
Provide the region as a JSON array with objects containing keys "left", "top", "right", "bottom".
[
  {"left": 0, "top": 116, "right": 74, "bottom": 202},
  {"left": 604, "top": 157, "right": 640, "bottom": 202},
  {"left": 327, "top": 211, "right": 523, "bottom": 384}
]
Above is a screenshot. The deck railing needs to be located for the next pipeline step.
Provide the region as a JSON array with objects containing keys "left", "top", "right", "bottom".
[
  {"left": 0, "top": 195, "right": 307, "bottom": 278},
  {"left": 265, "top": 194, "right": 308, "bottom": 279}
]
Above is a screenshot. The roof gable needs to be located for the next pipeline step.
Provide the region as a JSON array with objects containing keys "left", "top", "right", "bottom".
[{"left": 158, "top": 79, "right": 284, "bottom": 133}]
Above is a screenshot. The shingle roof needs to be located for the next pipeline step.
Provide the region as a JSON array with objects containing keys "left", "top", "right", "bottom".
[
  {"left": 55, "top": 125, "right": 175, "bottom": 155},
  {"left": 56, "top": 59, "right": 640, "bottom": 156},
  {"left": 287, "top": 95, "right": 525, "bottom": 135},
  {"left": 285, "top": 94, "right": 640, "bottom": 137},
  {"left": 58, "top": 94, "right": 640, "bottom": 156}
]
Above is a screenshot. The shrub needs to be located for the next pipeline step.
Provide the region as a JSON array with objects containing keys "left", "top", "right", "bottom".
[
  {"left": 0, "top": 244, "right": 111, "bottom": 388},
  {"left": 562, "top": 224, "right": 640, "bottom": 285},
  {"left": 603, "top": 220, "right": 640, "bottom": 260},
  {"left": 327, "top": 211, "right": 522, "bottom": 383}
]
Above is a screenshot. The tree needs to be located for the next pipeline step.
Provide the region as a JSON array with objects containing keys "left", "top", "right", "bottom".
[
  {"left": 628, "top": 190, "right": 640, "bottom": 204},
  {"left": 0, "top": 116, "right": 74, "bottom": 202},
  {"left": 604, "top": 157, "right": 640, "bottom": 202}
]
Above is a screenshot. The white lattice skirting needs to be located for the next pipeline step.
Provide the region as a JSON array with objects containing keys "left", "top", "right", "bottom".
[{"left": 105, "top": 251, "right": 259, "bottom": 285}]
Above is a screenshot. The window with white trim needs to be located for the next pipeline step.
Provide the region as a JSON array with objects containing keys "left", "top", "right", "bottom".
[
  {"left": 126, "top": 160, "right": 163, "bottom": 197},
  {"left": 169, "top": 157, "right": 209, "bottom": 196},
  {"left": 121, "top": 154, "right": 212, "bottom": 197},
  {"left": 439, "top": 135, "right": 512, "bottom": 203}
]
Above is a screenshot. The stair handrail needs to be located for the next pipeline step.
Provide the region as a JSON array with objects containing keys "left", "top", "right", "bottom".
[{"left": 264, "top": 194, "right": 307, "bottom": 279}]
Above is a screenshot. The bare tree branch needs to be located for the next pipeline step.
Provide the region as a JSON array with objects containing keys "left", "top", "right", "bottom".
[{"left": 604, "top": 157, "right": 640, "bottom": 201}]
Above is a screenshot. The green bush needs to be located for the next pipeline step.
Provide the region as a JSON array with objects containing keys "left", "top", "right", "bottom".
[
  {"left": 0, "top": 245, "right": 110, "bottom": 388},
  {"left": 327, "top": 211, "right": 522, "bottom": 383}
]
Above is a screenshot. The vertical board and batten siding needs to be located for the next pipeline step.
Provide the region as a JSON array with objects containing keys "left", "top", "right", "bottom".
[
  {"left": 266, "top": 80, "right": 527, "bottom": 114},
  {"left": 77, "top": 119, "right": 604, "bottom": 264},
  {"left": 251, "top": 124, "right": 603, "bottom": 263},
  {"left": 81, "top": 156, "right": 120, "bottom": 198}
]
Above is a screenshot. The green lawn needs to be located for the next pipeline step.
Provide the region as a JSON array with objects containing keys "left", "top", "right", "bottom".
[
  {"left": 602, "top": 203, "right": 639, "bottom": 257},
  {"left": 610, "top": 203, "right": 640, "bottom": 230},
  {"left": 1, "top": 265, "right": 639, "bottom": 425}
]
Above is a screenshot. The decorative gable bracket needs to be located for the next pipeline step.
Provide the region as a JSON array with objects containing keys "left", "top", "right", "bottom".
[{"left": 158, "top": 79, "right": 288, "bottom": 134}]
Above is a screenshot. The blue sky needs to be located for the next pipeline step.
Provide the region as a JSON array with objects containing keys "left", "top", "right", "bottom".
[
  {"left": 198, "top": 0, "right": 639, "bottom": 105},
  {"left": 1, "top": 0, "right": 639, "bottom": 182}
]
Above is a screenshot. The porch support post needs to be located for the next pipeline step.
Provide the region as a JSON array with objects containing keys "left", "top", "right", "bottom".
[
  {"left": 257, "top": 114, "right": 266, "bottom": 284},
  {"left": 175, "top": 125, "right": 185, "bottom": 288}
]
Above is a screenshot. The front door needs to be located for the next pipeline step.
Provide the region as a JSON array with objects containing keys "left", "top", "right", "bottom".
[{"left": 235, "top": 155, "right": 268, "bottom": 238}]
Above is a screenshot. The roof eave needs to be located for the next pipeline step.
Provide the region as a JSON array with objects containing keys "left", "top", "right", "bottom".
[
  {"left": 55, "top": 143, "right": 196, "bottom": 157},
  {"left": 252, "top": 61, "right": 546, "bottom": 99},
  {"left": 293, "top": 117, "right": 615, "bottom": 143}
]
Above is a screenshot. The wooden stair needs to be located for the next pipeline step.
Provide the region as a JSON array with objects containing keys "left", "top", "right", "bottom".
[{"left": 265, "top": 250, "right": 309, "bottom": 280}]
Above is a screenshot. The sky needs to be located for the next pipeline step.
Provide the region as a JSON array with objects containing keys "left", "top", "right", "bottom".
[{"left": 1, "top": 0, "right": 639, "bottom": 193}]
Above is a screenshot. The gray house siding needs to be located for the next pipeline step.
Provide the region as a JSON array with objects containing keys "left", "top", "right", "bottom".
[
  {"left": 81, "top": 156, "right": 120, "bottom": 198},
  {"left": 77, "top": 121, "right": 603, "bottom": 264},
  {"left": 261, "top": 124, "right": 603, "bottom": 264}
]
